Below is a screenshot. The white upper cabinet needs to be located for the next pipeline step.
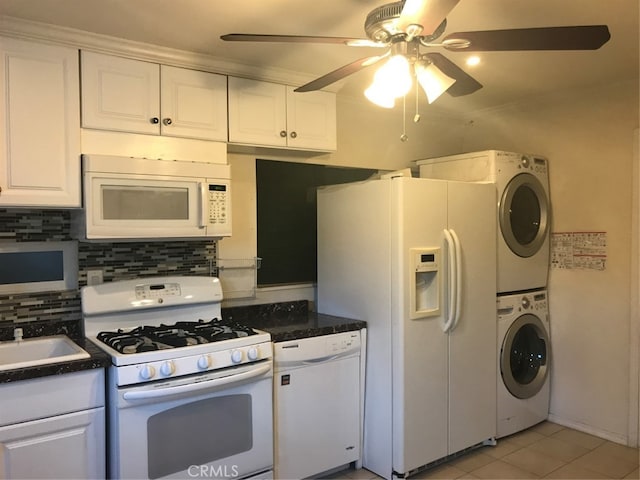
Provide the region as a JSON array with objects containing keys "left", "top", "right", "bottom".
[
  {"left": 81, "top": 51, "right": 228, "bottom": 142},
  {"left": 228, "top": 77, "right": 337, "bottom": 151},
  {"left": 0, "top": 37, "right": 81, "bottom": 207},
  {"left": 286, "top": 86, "right": 337, "bottom": 151}
]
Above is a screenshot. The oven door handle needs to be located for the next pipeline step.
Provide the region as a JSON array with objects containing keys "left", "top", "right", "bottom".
[{"left": 122, "top": 363, "right": 272, "bottom": 401}]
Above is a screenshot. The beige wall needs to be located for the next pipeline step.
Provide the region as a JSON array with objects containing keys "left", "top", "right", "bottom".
[
  {"left": 223, "top": 77, "right": 640, "bottom": 445},
  {"left": 460, "top": 79, "right": 639, "bottom": 444},
  {"left": 220, "top": 93, "right": 468, "bottom": 306}
]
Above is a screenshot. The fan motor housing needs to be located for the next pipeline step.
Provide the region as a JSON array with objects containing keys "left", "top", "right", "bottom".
[
  {"left": 364, "top": 1, "right": 448, "bottom": 43},
  {"left": 364, "top": 1, "right": 405, "bottom": 42}
]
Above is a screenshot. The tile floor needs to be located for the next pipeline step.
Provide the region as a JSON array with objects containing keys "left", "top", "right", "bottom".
[{"left": 323, "top": 422, "right": 639, "bottom": 479}]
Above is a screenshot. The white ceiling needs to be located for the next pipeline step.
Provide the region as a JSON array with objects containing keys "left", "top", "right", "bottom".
[{"left": 1, "top": 0, "right": 638, "bottom": 114}]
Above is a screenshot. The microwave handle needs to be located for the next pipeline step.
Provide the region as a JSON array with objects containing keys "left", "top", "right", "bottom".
[{"left": 198, "top": 182, "right": 207, "bottom": 228}]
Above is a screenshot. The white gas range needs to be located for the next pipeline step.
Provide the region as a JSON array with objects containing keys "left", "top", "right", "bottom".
[{"left": 82, "top": 276, "right": 273, "bottom": 480}]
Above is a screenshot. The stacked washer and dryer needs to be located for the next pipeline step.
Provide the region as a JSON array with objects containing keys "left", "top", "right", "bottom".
[{"left": 417, "top": 150, "right": 552, "bottom": 439}]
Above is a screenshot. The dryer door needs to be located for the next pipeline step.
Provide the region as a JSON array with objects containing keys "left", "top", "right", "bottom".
[
  {"left": 500, "top": 313, "right": 550, "bottom": 399},
  {"left": 499, "top": 173, "right": 549, "bottom": 258}
]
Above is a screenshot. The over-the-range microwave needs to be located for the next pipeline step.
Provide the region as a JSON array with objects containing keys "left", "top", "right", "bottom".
[{"left": 74, "top": 155, "right": 231, "bottom": 241}]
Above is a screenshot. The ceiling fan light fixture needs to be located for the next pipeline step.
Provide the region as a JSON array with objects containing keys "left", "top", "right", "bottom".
[
  {"left": 415, "top": 60, "right": 457, "bottom": 103},
  {"left": 364, "top": 84, "right": 396, "bottom": 108},
  {"left": 365, "top": 54, "right": 413, "bottom": 106}
]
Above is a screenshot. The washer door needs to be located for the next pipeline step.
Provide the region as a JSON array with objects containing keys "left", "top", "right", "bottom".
[
  {"left": 499, "top": 173, "right": 549, "bottom": 258},
  {"left": 501, "top": 313, "right": 550, "bottom": 399}
]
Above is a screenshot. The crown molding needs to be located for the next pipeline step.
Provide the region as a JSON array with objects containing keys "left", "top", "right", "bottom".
[{"left": 0, "top": 15, "right": 319, "bottom": 89}]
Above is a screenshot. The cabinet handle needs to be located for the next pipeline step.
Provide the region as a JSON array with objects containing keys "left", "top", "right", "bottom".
[
  {"left": 290, "top": 131, "right": 297, "bottom": 139},
  {"left": 150, "top": 117, "right": 159, "bottom": 124},
  {"left": 163, "top": 118, "right": 173, "bottom": 126},
  {"left": 280, "top": 130, "right": 287, "bottom": 138}
]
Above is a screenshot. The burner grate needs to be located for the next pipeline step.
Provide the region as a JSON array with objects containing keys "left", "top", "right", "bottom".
[{"left": 97, "top": 318, "right": 257, "bottom": 354}]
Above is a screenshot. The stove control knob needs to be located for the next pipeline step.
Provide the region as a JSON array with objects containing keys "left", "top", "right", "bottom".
[
  {"left": 140, "top": 364, "right": 156, "bottom": 380},
  {"left": 231, "top": 349, "right": 243, "bottom": 364},
  {"left": 247, "top": 347, "right": 259, "bottom": 361},
  {"left": 197, "top": 355, "right": 211, "bottom": 370},
  {"left": 160, "top": 360, "right": 175, "bottom": 376}
]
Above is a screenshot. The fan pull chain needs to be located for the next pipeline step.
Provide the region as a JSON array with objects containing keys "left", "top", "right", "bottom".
[
  {"left": 414, "top": 80, "right": 421, "bottom": 123},
  {"left": 400, "top": 95, "right": 408, "bottom": 142}
]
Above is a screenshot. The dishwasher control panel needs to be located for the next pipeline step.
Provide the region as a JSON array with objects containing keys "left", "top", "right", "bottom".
[{"left": 273, "top": 330, "right": 362, "bottom": 366}]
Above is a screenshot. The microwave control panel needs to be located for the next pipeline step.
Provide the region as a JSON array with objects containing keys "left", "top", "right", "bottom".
[{"left": 207, "top": 181, "right": 231, "bottom": 233}]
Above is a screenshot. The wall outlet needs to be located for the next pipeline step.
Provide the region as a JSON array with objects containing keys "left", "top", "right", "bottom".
[{"left": 87, "top": 270, "right": 103, "bottom": 286}]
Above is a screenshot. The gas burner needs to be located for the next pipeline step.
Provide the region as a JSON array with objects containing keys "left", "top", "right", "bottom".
[{"left": 97, "top": 318, "right": 258, "bottom": 354}]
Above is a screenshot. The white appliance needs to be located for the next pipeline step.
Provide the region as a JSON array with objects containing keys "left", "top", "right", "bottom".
[
  {"left": 273, "top": 330, "right": 365, "bottom": 479},
  {"left": 497, "top": 289, "right": 551, "bottom": 438},
  {"left": 75, "top": 154, "right": 231, "bottom": 240},
  {"left": 82, "top": 276, "right": 273, "bottom": 480},
  {"left": 417, "top": 150, "right": 550, "bottom": 294},
  {"left": 317, "top": 176, "right": 497, "bottom": 480}
]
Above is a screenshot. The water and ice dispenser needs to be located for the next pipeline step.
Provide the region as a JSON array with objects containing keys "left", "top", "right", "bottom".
[{"left": 410, "top": 248, "right": 440, "bottom": 319}]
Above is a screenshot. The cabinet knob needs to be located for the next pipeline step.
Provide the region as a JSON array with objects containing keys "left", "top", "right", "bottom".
[
  {"left": 0, "top": 186, "right": 2, "bottom": 195},
  {"left": 150, "top": 117, "right": 159, "bottom": 124},
  {"left": 163, "top": 118, "right": 173, "bottom": 126},
  {"left": 290, "top": 131, "right": 297, "bottom": 139},
  {"left": 280, "top": 130, "right": 287, "bottom": 138}
]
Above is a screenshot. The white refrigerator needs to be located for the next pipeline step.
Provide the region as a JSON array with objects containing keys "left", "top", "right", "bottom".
[{"left": 317, "top": 175, "right": 497, "bottom": 479}]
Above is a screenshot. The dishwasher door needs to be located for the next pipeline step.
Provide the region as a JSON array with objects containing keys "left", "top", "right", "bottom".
[{"left": 274, "top": 330, "right": 361, "bottom": 479}]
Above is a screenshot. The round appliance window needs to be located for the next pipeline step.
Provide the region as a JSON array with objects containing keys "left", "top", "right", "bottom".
[
  {"left": 499, "top": 173, "right": 549, "bottom": 258},
  {"left": 500, "top": 313, "right": 550, "bottom": 399}
]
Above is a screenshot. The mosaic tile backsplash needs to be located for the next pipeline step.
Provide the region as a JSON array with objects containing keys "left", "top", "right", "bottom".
[{"left": 0, "top": 209, "right": 217, "bottom": 325}]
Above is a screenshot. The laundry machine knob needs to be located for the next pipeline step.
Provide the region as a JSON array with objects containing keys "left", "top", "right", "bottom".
[
  {"left": 521, "top": 296, "right": 531, "bottom": 309},
  {"left": 521, "top": 156, "right": 530, "bottom": 168}
]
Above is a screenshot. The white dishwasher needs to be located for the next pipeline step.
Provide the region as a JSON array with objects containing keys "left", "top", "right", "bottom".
[{"left": 273, "top": 329, "right": 364, "bottom": 479}]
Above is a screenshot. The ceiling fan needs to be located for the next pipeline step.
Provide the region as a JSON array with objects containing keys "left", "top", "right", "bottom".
[{"left": 221, "top": 0, "right": 610, "bottom": 108}]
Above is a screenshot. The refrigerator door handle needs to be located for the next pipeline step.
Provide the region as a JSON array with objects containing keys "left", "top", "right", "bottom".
[
  {"left": 450, "top": 228, "right": 462, "bottom": 332},
  {"left": 443, "top": 229, "right": 457, "bottom": 333}
]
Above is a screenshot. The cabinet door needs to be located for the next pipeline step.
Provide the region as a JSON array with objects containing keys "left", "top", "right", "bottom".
[
  {"left": 160, "top": 65, "right": 228, "bottom": 141},
  {"left": 286, "top": 87, "right": 337, "bottom": 151},
  {"left": 81, "top": 51, "right": 160, "bottom": 134},
  {"left": 0, "top": 37, "right": 80, "bottom": 207},
  {"left": 0, "top": 407, "right": 105, "bottom": 479},
  {"left": 228, "top": 77, "right": 287, "bottom": 147}
]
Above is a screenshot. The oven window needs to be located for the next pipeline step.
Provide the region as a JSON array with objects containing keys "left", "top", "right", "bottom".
[
  {"left": 102, "top": 185, "right": 189, "bottom": 220},
  {"left": 147, "top": 394, "right": 252, "bottom": 479}
]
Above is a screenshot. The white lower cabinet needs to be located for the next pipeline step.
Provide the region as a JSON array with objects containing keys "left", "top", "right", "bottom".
[
  {"left": 0, "top": 369, "right": 105, "bottom": 479},
  {"left": 0, "top": 37, "right": 81, "bottom": 207},
  {"left": 0, "top": 408, "right": 105, "bottom": 479}
]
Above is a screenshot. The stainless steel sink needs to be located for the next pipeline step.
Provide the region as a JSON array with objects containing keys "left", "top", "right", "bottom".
[{"left": 0, "top": 335, "right": 90, "bottom": 372}]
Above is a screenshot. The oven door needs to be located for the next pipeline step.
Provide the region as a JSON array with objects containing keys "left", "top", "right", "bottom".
[{"left": 109, "top": 361, "right": 273, "bottom": 480}]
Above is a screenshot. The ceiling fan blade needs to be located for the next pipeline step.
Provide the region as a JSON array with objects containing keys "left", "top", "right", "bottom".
[
  {"left": 221, "top": 33, "right": 384, "bottom": 47},
  {"left": 423, "top": 53, "right": 482, "bottom": 96},
  {"left": 443, "top": 25, "right": 611, "bottom": 51},
  {"left": 294, "top": 55, "right": 388, "bottom": 93},
  {"left": 397, "top": 0, "right": 460, "bottom": 36}
]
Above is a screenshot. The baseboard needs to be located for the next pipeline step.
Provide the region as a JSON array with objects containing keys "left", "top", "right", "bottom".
[{"left": 548, "top": 413, "right": 629, "bottom": 446}]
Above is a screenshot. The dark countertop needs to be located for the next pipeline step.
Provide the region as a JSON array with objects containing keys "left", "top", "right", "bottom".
[
  {"left": 0, "top": 300, "right": 364, "bottom": 383},
  {"left": 0, "top": 319, "right": 110, "bottom": 384},
  {"left": 222, "top": 300, "right": 366, "bottom": 342}
]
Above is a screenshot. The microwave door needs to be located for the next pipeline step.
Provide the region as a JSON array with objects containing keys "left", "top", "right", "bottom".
[{"left": 85, "top": 175, "right": 205, "bottom": 239}]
